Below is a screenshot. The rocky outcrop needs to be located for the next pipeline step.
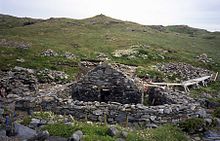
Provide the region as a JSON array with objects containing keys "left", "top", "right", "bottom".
[{"left": 72, "top": 63, "right": 142, "bottom": 104}]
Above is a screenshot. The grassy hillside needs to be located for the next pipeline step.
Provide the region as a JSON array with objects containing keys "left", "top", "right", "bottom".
[{"left": 0, "top": 14, "right": 220, "bottom": 79}]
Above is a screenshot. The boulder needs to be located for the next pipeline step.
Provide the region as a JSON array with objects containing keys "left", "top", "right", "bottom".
[{"left": 14, "top": 123, "right": 37, "bottom": 139}]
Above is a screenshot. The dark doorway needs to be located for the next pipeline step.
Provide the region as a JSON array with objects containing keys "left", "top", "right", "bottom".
[{"left": 100, "top": 89, "right": 110, "bottom": 102}]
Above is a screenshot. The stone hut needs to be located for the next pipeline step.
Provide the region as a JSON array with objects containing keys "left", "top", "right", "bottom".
[{"left": 72, "top": 63, "right": 142, "bottom": 104}]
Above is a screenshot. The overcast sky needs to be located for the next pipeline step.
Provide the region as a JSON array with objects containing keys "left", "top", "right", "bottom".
[{"left": 0, "top": 0, "right": 220, "bottom": 31}]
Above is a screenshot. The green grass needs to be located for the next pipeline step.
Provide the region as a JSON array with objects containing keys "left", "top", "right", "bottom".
[
  {"left": 0, "top": 14, "right": 220, "bottom": 80},
  {"left": 213, "top": 107, "right": 220, "bottom": 118},
  {"left": 178, "top": 118, "right": 205, "bottom": 134},
  {"left": 190, "top": 81, "right": 220, "bottom": 98},
  {"left": 42, "top": 122, "right": 187, "bottom": 141}
]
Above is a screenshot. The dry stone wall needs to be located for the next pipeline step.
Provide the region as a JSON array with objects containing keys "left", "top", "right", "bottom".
[{"left": 14, "top": 95, "right": 207, "bottom": 128}]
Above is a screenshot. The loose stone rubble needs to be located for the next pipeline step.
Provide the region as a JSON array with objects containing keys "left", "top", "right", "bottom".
[
  {"left": 0, "top": 66, "right": 38, "bottom": 97},
  {"left": 37, "top": 69, "right": 69, "bottom": 84},
  {"left": 0, "top": 66, "right": 69, "bottom": 97},
  {"left": 157, "top": 63, "right": 213, "bottom": 81}
]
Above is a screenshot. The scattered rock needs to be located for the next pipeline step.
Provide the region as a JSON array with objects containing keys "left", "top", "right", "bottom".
[
  {"left": 63, "top": 52, "right": 76, "bottom": 59},
  {"left": 96, "top": 53, "right": 109, "bottom": 61},
  {"left": 196, "top": 53, "right": 214, "bottom": 64},
  {"left": 41, "top": 49, "right": 58, "bottom": 57},
  {"left": 113, "top": 48, "right": 138, "bottom": 57},
  {"left": 36, "top": 69, "right": 69, "bottom": 84}
]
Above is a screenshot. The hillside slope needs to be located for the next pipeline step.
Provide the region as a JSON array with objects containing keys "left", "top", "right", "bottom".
[{"left": 0, "top": 14, "right": 220, "bottom": 78}]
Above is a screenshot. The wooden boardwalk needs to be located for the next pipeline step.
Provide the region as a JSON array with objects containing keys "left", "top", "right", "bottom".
[{"left": 148, "top": 75, "right": 213, "bottom": 92}]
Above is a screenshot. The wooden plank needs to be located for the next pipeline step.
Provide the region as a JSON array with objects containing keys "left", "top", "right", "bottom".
[
  {"left": 214, "top": 72, "right": 218, "bottom": 81},
  {"left": 145, "top": 75, "right": 212, "bottom": 92},
  {"left": 149, "top": 82, "right": 182, "bottom": 86}
]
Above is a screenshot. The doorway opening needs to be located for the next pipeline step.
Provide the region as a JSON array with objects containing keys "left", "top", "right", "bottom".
[{"left": 100, "top": 89, "right": 110, "bottom": 102}]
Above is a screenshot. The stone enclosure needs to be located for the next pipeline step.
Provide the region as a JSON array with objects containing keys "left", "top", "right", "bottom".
[{"left": 0, "top": 62, "right": 216, "bottom": 128}]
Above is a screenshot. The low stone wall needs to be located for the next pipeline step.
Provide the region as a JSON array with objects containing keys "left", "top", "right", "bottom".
[
  {"left": 58, "top": 101, "right": 205, "bottom": 127},
  {"left": 15, "top": 97, "right": 206, "bottom": 128}
]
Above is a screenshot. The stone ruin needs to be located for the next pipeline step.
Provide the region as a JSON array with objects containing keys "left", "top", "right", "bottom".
[
  {"left": 72, "top": 63, "right": 142, "bottom": 104},
  {"left": 0, "top": 63, "right": 215, "bottom": 128}
]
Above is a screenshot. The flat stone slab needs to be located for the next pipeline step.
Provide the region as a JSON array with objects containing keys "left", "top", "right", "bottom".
[{"left": 14, "top": 123, "right": 36, "bottom": 139}]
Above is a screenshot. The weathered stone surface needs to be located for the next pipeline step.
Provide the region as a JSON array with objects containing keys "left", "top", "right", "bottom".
[
  {"left": 72, "top": 63, "right": 142, "bottom": 104},
  {"left": 14, "top": 123, "right": 37, "bottom": 139}
]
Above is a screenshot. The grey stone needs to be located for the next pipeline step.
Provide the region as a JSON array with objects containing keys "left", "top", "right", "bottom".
[
  {"left": 150, "top": 116, "right": 157, "bottom": 122},
  {"left": 204, "top": 118, "right": 212, "bottom": 126},
  {"left": 92, "top": 109, "right": 103, "bottom": 116},
  {"left": 14, "top": 123, "right": 37, "bottom": 139},
  {"left": 28, "top": 130, "right": 50, "bottom": 141},
  {"left": 164, "top": 108, "right": 172, "bottom": 114},
  {"left": 121, "top": 131, "right": 128, "bottom": 138},
  {"left": 29, "top": 118, "right": 41, "bottom": 127},
  {"left": 197, "top": 109, "right": 207, "bottom": 118},
  {"left": 0, "top": 130, "right": 6, "bottom": 136},
  {"left": 108, "top": 126, "right": 118, "bottom": 137},
  {"left": 70, "top": 133, "right": 80, "bottom": 141},
  {"left": 74, "top": 130, "right": 83, "bottom": 139},
  {"left": 115, "top": 113, "right": 126, "bottom": 122}
]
